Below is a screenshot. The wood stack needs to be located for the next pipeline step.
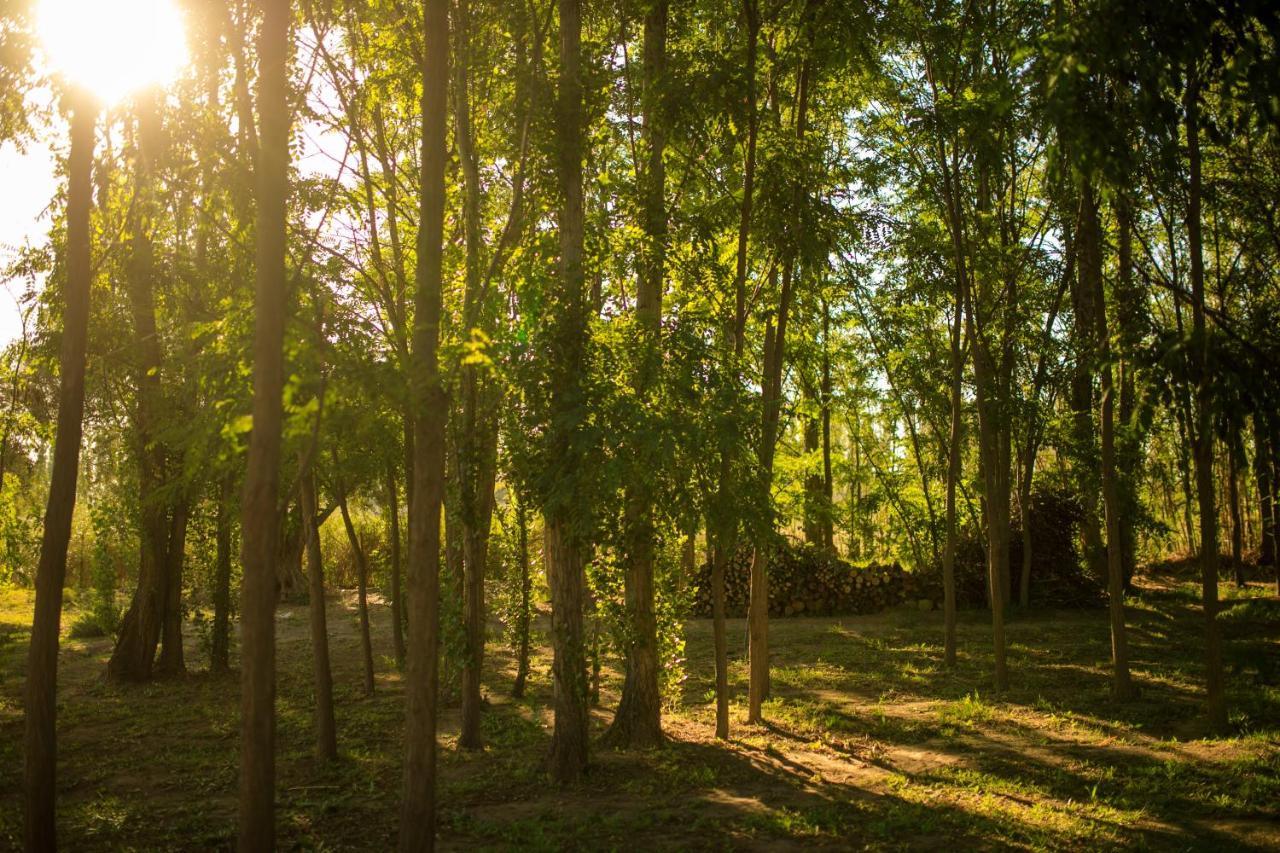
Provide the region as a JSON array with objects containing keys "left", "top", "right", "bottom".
[{"left": 691, "top": 543, "right": 926, "bottom": 618}]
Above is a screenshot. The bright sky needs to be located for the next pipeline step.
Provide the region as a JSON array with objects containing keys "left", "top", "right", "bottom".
[
  {"left": 0, "top": 131, "right": 55, "bottom": 346},
  {"left": 0, "top": 8, "right": 347, "bottom": 352}
]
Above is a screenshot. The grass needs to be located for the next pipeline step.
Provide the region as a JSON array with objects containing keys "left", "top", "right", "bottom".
[{"left": 0, "top": 571, "right": 1277, "bottom": 850}]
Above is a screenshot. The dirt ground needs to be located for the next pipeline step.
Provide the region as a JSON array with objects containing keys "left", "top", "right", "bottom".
[{"left": 1, "top": 570, "right": 1277, "bottom": 851}]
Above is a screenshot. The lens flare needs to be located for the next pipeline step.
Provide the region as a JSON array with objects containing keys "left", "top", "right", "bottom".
[{"left": 38, "top": 0, "right": 188, "bottom": 106}]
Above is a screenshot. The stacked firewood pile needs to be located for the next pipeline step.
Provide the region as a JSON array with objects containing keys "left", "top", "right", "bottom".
[
  {"left": 691, "top": 543, "right": 928, "bottom": 617},
  {"left": 927, "top": 485, "right": 1104, "bottom": 609}
]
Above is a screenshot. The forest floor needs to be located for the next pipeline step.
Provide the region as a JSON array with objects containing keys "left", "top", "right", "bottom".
[{"left": 1, "top": 568, "right": 1278, "bottom": 851}]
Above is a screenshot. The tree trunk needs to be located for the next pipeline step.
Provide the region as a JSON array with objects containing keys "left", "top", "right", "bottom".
[
  {"left": 108, "top": 93, "right": 173, "bottom": 684},
  {"left": 1255, "top": 415, "right": 1275, "bottom": 568},
  {"left": 1185, "top": 72, "right": 1227, "bottom": 733},
  {"left": 1228, "top": 437, "right": 1244, "bottom": 587},
  {"left": 238, "top": 0, "right": 291, "bottom": 845},
  {"left": 1083, "top": 181, "right": 1135, "bottom": 700},
  {"left": 511, "top": 497, "right": 532, "bottom": 699},
  {"left": 454, "top": 0, "right": 500, "bottom": 752},
  {"left": 820, "top": 299, "right": 834, "bottom": 550},
  {"left": 970, "top": 308, "right": 1009, "bottom": 693},
  {"left": 750, "top": 50, "right": 808, "bottom": 724},
  {"left": 338, "top": 490, "right": 376, "bottom": 696},
  {"left": 1068, "top": 199, "right": 1106, "bottom": 585},
  {"left": 606, "top": 0, "right": 667, "bottom": 751},
  {"left": 943, "top": 261, "right": 964, "bottom": 665},
  {"left": 803, "top": 406, "right": 823, "bottom": 545},
  {"left": 300, "top": 466, "right": 337, "bottom": 761},
  {"left": 155, "top": 493, "right": 190, "bottom": 677},
  {"left": 709, "top": 0, "right": 760, "bottom": 740},
  {"left": 211, "top": 472, "right": 234, "bottom": 673},
  {"left": 1114, "top": 196, "right": 1142, "bottom": 588},
  {"left": 387, "top": 462, "right": 405, "bottom": 669},
  {"left": 23, "top": 92, "right": 95, "bottom": 853},
  {"left": 399, "top": 0, "right": 449, "bottom": 842},
  {"left": 543, "top": 0, "right": 591, "bottom": 785}
]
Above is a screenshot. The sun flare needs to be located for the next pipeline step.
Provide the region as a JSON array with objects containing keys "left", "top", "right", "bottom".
[{"left": 38, "top": 0, "right": 188, "bottom": 106}]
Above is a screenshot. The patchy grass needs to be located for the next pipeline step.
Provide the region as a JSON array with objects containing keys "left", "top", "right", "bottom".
[{"left": 1, "top": 572, "right": 1277, "bottom": 851}]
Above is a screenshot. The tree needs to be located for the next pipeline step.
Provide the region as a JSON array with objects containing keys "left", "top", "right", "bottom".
[
  {"left": 23, "top": 87, "right": 95, "bottom": 853},
  {"left": 399, "top": 0, "right": 450, "bottom": 845},
  {"left": 543, "top": 0, "right": 591, "bottom": 784},
  {"left": 237, "top": 0, "right": 292, "bottom": 845},
  {"left": 606, "top": 0, "right": 668, "bottom": 751}
]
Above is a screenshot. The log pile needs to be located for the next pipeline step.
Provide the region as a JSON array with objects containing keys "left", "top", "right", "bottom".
[
  {"left": 692, "top": 543, "right": 928, "bottom": 618},
  {"left": 921, "top": 485, "right": 1104, "bottom": 609}
]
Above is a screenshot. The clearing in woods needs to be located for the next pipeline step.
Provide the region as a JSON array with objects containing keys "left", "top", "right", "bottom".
[{"left": 1, "top": 567, "right": 1277, "bottom": 851}]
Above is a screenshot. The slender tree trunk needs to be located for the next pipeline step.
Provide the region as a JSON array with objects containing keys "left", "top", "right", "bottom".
[
  {"left": 454, "top": 0, "right": 499, "bottom": 751},
  {"left": 970, "top": 312, "right": 1009, "bottom": 693},
  {"left": 511, "top": 498, "right": 531, "bottom": 699},
  {"left": 339, "top": 491, "right": 376, "bottom": 695},
  {"left": 1068, "top": 201, "right": 1106, "bottom": 584},
  {"left": 708, "top": 0, "right": 760, "bottom": 741},
  {"left": 23, "top": 92, "right": 95, "bottom": 853},
  {"left": 1255, "top": 415, "right": 1275, "bottom": 568},
  {"left": 711, "top": 532, "right": 730, "bottom": 739},
  {"left": 803, "top": 405, "right": 823, "bottom": 545},
  {"left": 387, "top": 462, "right": 405, "bottom": 669},
  {"left": 607, "top": 0, "right": 667, "bottom": 751},
  {"left": 543, "top": 0, "right": 591, "bottom": 785},
  {"left": 1172, "top": 299, "right": 1198, "bottom": 555},
  {"left": 300, "top": 466, "right": 337, "bottom": 760},
  {"left": 943, "top": 267, "right": 964, "bottom": 665},
  {"left": 238, "top": 0, "right": 291, "bottom": 845},
  {"left": 749, "top": 52, "right": 808, "bottom": 723},
  {"left": 211, "top": 472, "right": 234, "bottom": 673},
  {"left": 820, "top": 300, "right": 834, "bottom": 550},
  {"left": 1114, "top": 196, "right": 1142, "bottom": 588},
  {"left": 155, "top": 494, "right": 190, "bottom": 677},
  {"left": 400, "top": 0, "right": 449, "bottom": 843},
  {"left": 1228, "top": 437, "right": 1244, "bottom": 587},
  {"left": 1272, "top": 419, "right": 1280, "bottom": 595},
  {"left": 1083, "top": 181, "right": 1135, "bottom": 700},
  {"left": 108, "top": 93, "right": 172, "bottom": 684},
  {"left": 458, "top": 446, "right": 497, "bottom": 745},
  {"left": 1185, "top": 72, "right": 1227, "bottom": 732}
]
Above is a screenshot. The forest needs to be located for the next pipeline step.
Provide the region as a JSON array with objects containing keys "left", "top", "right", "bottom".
[{"left": 1, "top": 0, "right": 1279, "bottom": 849}]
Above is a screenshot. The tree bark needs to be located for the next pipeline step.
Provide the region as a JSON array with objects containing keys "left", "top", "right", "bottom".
[
  {"left": 606, "top": 0, "right": 667, "bottom": 751},
  {"left": 155, "top": 493, "right": 190, "bottom": 677},
  {"left": 454, "top": 0, "right": 500, "bottom": 752},
  {"left": 211, "top": 472, "right": 234, "bottom": 673},
  {"left": 511, "top": 497, "right": 532, "bottom": 699},
  {"left": 542, "top": 0, "right": 591, "bottom": 785},
  {"left": 238, "top": 0, "right": 291, "bottom": 845},
  {"left": 820, "top": 299, "right": 834, "bottom": 550},
  {"left": 24, "top": 91, "right": 95, "bottom": 853},
  {"left": 1228, "top": 436, "right": 1244, "bottom": 587},
  {"left": 709, "top": 0, "right": 761, "bottom": 741},
  {"left": 1114, "top": 195, "right": 1142, "bottom": 588},
  {"left": 749, "top": 50, "right": 808, "bottom": 724},
  {"left": 339, "top": 489, "right": 376, "bottom": 695},
  {"left": 1254, "top": 415, "right": 1275, "bottom": 568},
  {"left": 300, "top": 465, "right": 337, "bottom": 760},
  {"left": 1083, "top": 180, "right": 1135, "bottom": 700},
  {"left": 108, "top": 93, "right": 174, "bottom": 684},
  {"left": 399, "top": 0, "right": 449, "bottom": 843},
  {"left": 1068, "top": 192, "right": 1106, "bottom": 585},
  {"left": 387, "top": 462, "right": 405, "bottom": 669},
  {"left": 803, "top": 403, "right": 823, "bottom": 545},
  {"left": 1185, "top": 71, "right": 1227, "bottom": 732},
  {"left": 943, "top": 263, "right": 964, "bottom": 666}
]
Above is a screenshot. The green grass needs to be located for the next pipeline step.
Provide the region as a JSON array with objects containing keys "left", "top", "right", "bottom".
[{"left": 0, "top": 573, "right": 1277, "bottom": 851}]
